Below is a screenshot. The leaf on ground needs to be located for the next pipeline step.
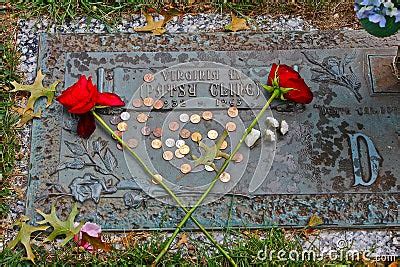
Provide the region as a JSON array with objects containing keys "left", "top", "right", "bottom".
[
  {"left": 82, "top": 232, "right": 111, "bottom": 252},
  {"left": 225, "top": 13, "right": 249, "bottom": 32},
  {"left": 36, "top": 203, "right": 84, "bottom": 246},
  {"left": 176, "top": 233, "right": 189, "bottom": 248},
  {"left": 12, "top": 107, "right": 42, "bottom": 127},
  {"left": 134, "top": 11, "right": 176, "bottom": 35},
  {"left": 307, "top": 214, "right": 323, "bottom": 227},
  {"left": 7, "top": 215, "right": 49, "bottom": 263}
]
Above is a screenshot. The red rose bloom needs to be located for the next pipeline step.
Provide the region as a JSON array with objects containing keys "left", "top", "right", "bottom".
[
  {"left": 267, "top": 64, "right": 313, "bottom": 104},
  {"left": 57, "top": 75, "right": 125, "bottom": 138}
]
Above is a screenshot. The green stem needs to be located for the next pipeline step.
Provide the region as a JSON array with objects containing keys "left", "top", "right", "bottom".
[
  {"left": 91, "top": 111, "right": 236, "bottom": 267},
  {"left": 154, "top": 89, "right": 280, "bottom": 265}
]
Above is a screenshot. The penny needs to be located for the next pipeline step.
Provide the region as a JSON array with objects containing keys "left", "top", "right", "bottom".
[
  {"left": 110, "top": 115, "right": 122, "bottom": 125},
  {"left": 116, "top": 143, "right": 123, "bottom": 150},
  {"left": 113, "top": 130, "right": 123, "bottom": 139},
  {"left": 153, "top": 99, "right": 164, "bottom": 109},
  {"left": 191, "top": 132, "right": 202, "bottom": 142},
  {"left": 179, "top": 128, "right": 191, "bottom": 139},
  {"left": 169, "top": 121, "right": 180, "bottom": 132},
  {"left": 151, "top": 139, "right": 162, "bottom": 149},
  {"left": 162, "top": 150, "right": 174, "bottom": 161},
  {"left": 180, "top": 163, "right": 192, "bottom": 174},
  {"left": 179, "top": 144, "right": 190, "bottom": 155},
  {"left": 120, "top": 111, "right": 131, "bottom": 121},
  {"left": 174, "top": 149, "right": 185, "bottom": 159},
  {"left": 219, "top": 172, "right": 231, "bottom": 183},
  {"left": 151, "top": 174, "right": 163, "bottom": 185},
  {"left": 175, "top": 139, "right": 185, "bottom": 148},
  {"left": 202, "top": 111, "right": 213, "bottom": 121},
  {"left": 137, "top": 113, "right": 148, "bottom": 123},
  {"left": 132, "top": 98, "right": 143, "bottom": 108},
  {"left": 225, "top": 122, "right": 237, "bottom": 132},
  {"left": 207, "top": 130, "right": 218, "bottom": 140},
  {"left": 233, "top": 152, "right": 243, "bottom": 163},
  {"left": 165, "top": 138, "right": 175, "bottom": 148},
  {"left": 220, "top": 140, "right": 228, "bottom": 150},
  {"left": 204, "top": 164, "right": 214, "bottom": 172},
  {"left": 127, "top": 138, "right": 138, "bottom": 148},
  {"left": 179, "top": 113, "right": 190, "bottom": 123},
  {"left": 190, "top": 114, "right": 201, "bottom": 124},
  {"left": 228, "top": 106, "right": 239, "bottom": 118},
  {"left": 141, "top": 126, "right": 151, "bottom": 136},
  {"left": 143, "top": 73, "right": 154, "bottom": 83},
  {"left": 117, "top": 122, "right": 128, "bottom": 132},
  {"left": 152, "top": 127, "right": 163, "bottom": 138},
  {"left": 143, "top": 97, "right": 154, "bottom": 107}
]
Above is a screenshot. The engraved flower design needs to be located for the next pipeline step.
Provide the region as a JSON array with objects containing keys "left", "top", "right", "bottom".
[{"left": 69, "top": 173, "right": 117, "bottom": 203}]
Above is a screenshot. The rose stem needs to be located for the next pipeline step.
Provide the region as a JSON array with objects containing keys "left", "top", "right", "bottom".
[
  {"left": 91, "top": 111, "right": 236, "bottom": 266},
  {"left": 154, "top": 89, "right": 280, "bottom": 265}
]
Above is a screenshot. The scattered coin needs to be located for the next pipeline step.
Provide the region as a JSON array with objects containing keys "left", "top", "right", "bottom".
[
  {"left": 137, "top": 113, "right": 149, "bottom": 123},
  {"left": 202, "top": 111, "right": 213, "bottom": 121},
  {"left": 180, "top": 163, "right": 192, "bottom": 174},
  {"left": 120, "top": 111, "right": 131, "bottom": 121},
  {"left": 165, "top": 138, "right": 175, "bottom": 148},
  {"left": 225, "top": 121, "right": 237, "bottom": 132},
  {"left": 179, "top": 128, "right": 191, "bottom": 139},
  {"left": 233, "top": 152, "right": 243, "bottom": 163},
  {"left": 152, "top": 174, "right": 163, "bottom": 184},
  {"left": 169, "top": 121, "right": 180, "bottom": 132},
  {"left": 117, "top": 122, "right": 128, "bottom": 132},
  {"left": 116, "top": 143, "right": 123, "bottom": 150},
  {"left": 175, "top": 149, "right": 185, "bottom": 159},
  {"left": 207, "top": 130, "right": 218, "bottom": 140},
  {"left": 153, "top": 99, "right": 164, "bottom": 109},
  {"left": 219, "top": 172, "right": 231, "bottom": 183},
  {"left": 143, "top": 97, "right": 154, "bottom": 107},
  {"left": 179, "top": 144, "right": 190, "bottom": 155},
  {"left": 175, "top": 139, "right": 185, "bottom": 148},
  {"left": 220, "top": 140, "right": 228, "bottom": 150},
  {"left": 190, "top": 114, "right": 201, "bottom": 124},
  {"left": 191, "top": 132, "right": 202, "bottom": 142},
  {"left": 110, "top": 115, "right": 122, "bottom": 125},
  {"left": 113, "top": 130, "right": 123, "bottom": 139},
  {"left": 153, "top": 127, "right": 163, "bottom": 138},
  {"left": 127, "top": 138, "right": 138, "bottom": 148},
  {"left": 204, "top": 165, "right": 214, "bottom": 172},
  {"left": 228, "top": 106, "right": 239, "bottom": 118},
  {"left": 179, "top": 113, "right": 190, "bottom": 123},
  {"left": 141, "top": 126, "right": 151, "bottom": 136},
  {"left": 132, "top": 98, "right": 143, "bottom": 108},
  {"left": 151, "top": 139, "right": 162, "bottom": 149},
  {"left": 162, "top": 150, "right": 174, "bottom": 161},
  {"left": 143, "top": 73, "right": 154, "bottom": 83}
]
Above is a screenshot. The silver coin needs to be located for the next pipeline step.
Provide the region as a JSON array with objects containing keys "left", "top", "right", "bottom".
[
  {"left": 175, "top": 139, "right": 185, "bottom": 148},
  {"left": 204, "top": 165, "right": 214, "bottom": 172},
  {"left": 110, "top": 115, "right": 122, "bottom": 125},
  {"left": 165, "top": 138, "right": 175, "bottom": 148},
  {"left": 120, "top": 111, "right": 131, "bottom": 121},
  {"left": 179, "top": 113, "right": 190, "bottom": 123}
]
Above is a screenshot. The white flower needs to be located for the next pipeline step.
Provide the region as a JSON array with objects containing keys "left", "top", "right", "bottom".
[
  {"left": 280, "top": 120, "right": 289, "bottom": 135},
  {"left": 266, "top": 117, "right": 279, "bottom": 128}
]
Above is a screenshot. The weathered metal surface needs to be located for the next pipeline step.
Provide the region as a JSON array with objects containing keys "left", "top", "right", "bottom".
[{"left": 26, "top": 31, "right": 400, "bottom": 230}]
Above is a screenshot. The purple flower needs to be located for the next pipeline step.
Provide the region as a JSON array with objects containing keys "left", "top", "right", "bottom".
[{"left": 369, "top": 13, "right": 387, "bottom": 27}]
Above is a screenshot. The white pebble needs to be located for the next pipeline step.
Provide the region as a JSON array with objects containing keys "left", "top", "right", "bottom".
[
  {"left": 244, "top": 128, "right": 261, "bottom": 147},
  {"left": 280, "top": 120, "right": 289, "bottom": 135},
  {"left": 266, "top": 117, "right": 279, "bottom": 128},
  {"left": 265, "top": 129, "right": 276, "bottom": 142}
]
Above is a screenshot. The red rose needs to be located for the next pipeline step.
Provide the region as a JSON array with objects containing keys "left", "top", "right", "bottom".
[
  {"left": 267, "top": 64, "right": 313, "bottom": 104},
  {"left": 57, "top": 75, "right": 125, "bottom": 138}
]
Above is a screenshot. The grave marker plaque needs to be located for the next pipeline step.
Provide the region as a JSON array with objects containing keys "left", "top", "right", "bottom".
[{"left": 27, "top": 32, "right": 400, "bottom": 229}]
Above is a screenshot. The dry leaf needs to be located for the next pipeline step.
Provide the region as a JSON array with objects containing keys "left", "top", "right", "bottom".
[
  {"left": 12, "top": 107, "right": 42, "bottom": 127},
  {"left": 82, "top": 232, "right": 111, "bottom": 252},
  {"left": 308, "top": 214, "right": 323, "bottom": 227},
  {"left": 225, "top": 13, "right": 249, "bottom": 32},
  {"left": 134, "top": 11, "right": 175, "bottom": 35},
  {"left": 176, "top": 233, "right": 189, "bottom": 247}
]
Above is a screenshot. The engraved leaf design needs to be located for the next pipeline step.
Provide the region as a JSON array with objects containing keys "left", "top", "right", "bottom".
[
  {"left": 65, "top": 158, "right": 85, "bottom": 169},
  {"left": 65, "top": 141, "right": 85, "bottom": 156},
  {"left": 103, "top": 148, "right": 117, "bottom": 172},
  {"left": 92, "top": 137, "right": 107, "bottom": 155}
]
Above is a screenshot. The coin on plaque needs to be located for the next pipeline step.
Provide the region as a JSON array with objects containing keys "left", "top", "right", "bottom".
[
  {"left": 179, "top": 144, "right": 190, "bottom": 155},
  {"left": 162, "top": 150, "right": 174, "bottom": 161},
  {"left": 116, "top": 143, "right": 123, "bottom": 150},
  {"left": 179, "top": 128, "right": 191, "bottom": 139},
  {"left": 225, "top": 121, "right": 237, "bottom": 132},
  {"left": 127, "top": 138, "right": 138, "bottom": 148},
  {"left": 137, "top": 113, "right": 148, "bottom": 123},
  {"left": 151, "top": 174, "right": 163, "bottom": 184},
  {"left": 120, "top": 111, "right": 131, "bottom": 121},
  {"left": 179, "top": 113, "right": 190, "bottom": 123},
  {"left": 117, "top": 122, "right": 128, "bottom": 132},
  {"left": 132, "top": 98, "right": 143, "bottom": 108},
  {"left": 191, "top": 132, "right": 202, "bottom": 142},
  {"left": 153, "top": 99, "right": 164, "bottom": 109},
  {"left": 228, "top": 106, "right": 239, "bottom": 118},
  {"left": 204, "top": 164, "right": 214, "bottom": 172},
  {"left": 169, "top": 121, "right": 180, "bottom": 132},
  {"left": 175, "top": 139, "right": 185, "bottom": 148},
  {"left": 202, "top": 111, "right": 213, "bottom": 121},
  {"left": 207, "top": 130, "right": 218, "bottom": 140},
  {"left": 180, "top": 163, "right": 192, "bottom": 174},
  {"left": 174, "top": 149, "right": 185, "bottom": 159},
  {"left": 153, "top": 127, "right": 163, "bottom": 138},
  {"left": 151, "top": 139, "right": 162, "bottom": 149},
  {"left": 190, "top": 114, "right": 201, "bottom": 124},
  {"left": 110, "top": 115, "right": 122, "bottom": 125},
  {"left": 233, "top": 152, "right": 243, "bottom": 163},
  {"left": 141, "top": 126, "right": 151, "bottom": 136},
  {"left": 220, "top": 140, "right": 228, "bottom": 150},
  {"left": 165, "top": 138, "right": 175, "bottom": 148},
  {"left": 219, "top": 172, "right": 231, "bottom": 183},
  {"left": 143, "top": 97, "right": 154, "bottom": 107},
  {"left": 143, "top": 73, "right": 154, "bottom": 83},
  {"left": 113, "top": 130, "right": 123, "bottom": 139}
]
